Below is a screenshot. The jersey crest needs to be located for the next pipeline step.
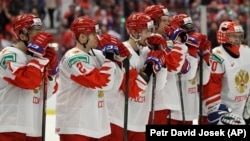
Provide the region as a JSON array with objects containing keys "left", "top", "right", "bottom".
[
  {"left": 0, "top": 53, "right": 17, "bottom": 69},
  {"left": 98, "top": 90, "right": 104, "bottom": 98},
  {"left": 67, "top": 55, "right": 89, "bottom": 68},
  {"left": 235, "top": 69, "right": 249, "bottom": 93}
]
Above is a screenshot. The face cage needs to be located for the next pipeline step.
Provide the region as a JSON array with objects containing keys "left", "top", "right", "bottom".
[{"left": 226, "top": 32, "right": 244, "bottom": 45}]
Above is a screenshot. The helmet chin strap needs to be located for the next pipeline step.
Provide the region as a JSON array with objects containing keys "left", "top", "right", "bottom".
[
  {"left": 129, "top": 33, "right": 144, "bottom": 50},
  {"left": 77, "top": 34, "right": 90, "bottom": 49},
  {"left": 77, "top": 35, "right": 96, "bottom": 56},
  {"left": 20, "top": 30, "right": 30, "bottom": 46}
]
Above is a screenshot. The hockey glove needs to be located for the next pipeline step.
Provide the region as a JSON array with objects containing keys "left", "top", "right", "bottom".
[
  {"left": 44, "top": 47, "right": 58, "bottom": 76},
  {"left": 98, "top": 33, "right": 131, "bottom": 60},
  {"left": 27, "top": 32, "right": 54, "bottom": 57},
  {"left": 199, "top": 39, "right": 211, "bottom": 66},
  {"left": 186, "top": 36, "right": 199, "bottom": 57},
  {"left": 207, "top": 104, "right": 245, "bottom": 125},
  {"left": 243, "top": 95, "right": 250, "bottom": 125},
  {"left": 165, "top": 26, "right": 187, "bottom": 42},
  {"left": 101, "top": 44, "right": 119, "bottom": 61},
  {"left": 146, "top": 34, "right": 167, "bottom": 50},
  {"left": 145, "top": 50, "right": 166, "bottom": 73}
]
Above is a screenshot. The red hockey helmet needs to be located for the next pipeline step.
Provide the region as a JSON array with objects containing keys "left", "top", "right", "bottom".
[
  {"left": 144, "top": 5, "right": 169, "bottom": 22},
  {"left": 125, "top": 12, "right": 154, "bottom": 34},
  {"left": 70, "top": 16, "right": 100, "bottom": 38},
  {"left": 217, "top": 21, "right": 244, "bottom": 45},
  {"left": 171, "top": 14, "right": 194, "bottom": 32},
  {"left": 12, "top": 14, "right": 43, "bottom": 37}
]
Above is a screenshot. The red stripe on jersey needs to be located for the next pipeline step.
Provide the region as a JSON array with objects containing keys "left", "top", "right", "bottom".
[
  {"left": 4, "top": 65, "right": 43, "bottom": 89},
  {"left": 70, "top": 67, "right": 111, "bottom": 89},
  {"left": 202, "top": 73, "right": 224, "bottom": 101}
]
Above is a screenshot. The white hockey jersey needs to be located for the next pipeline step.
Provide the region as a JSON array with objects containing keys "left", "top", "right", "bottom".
[
  {"left": 106, "top": 41, "right": 167, "bottom": 132},
  {"left": 0, "top": 46, "right": 57, "bottom": 136},
  {"left": 55, "top": 48, "right": 123, "bottom": 138},
  {"left": 203, "top": 44, "right": 250, "bottom": 116},
  {"left": 158, "top": 42, "right": 189, "bottom": 111},
  {"left": 171, "top": 54, "right": 210, "bottom": 121}
]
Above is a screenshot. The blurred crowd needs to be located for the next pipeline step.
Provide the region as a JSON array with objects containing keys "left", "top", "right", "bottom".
[{"left": 0, "top": 0, "right": 250, "bottom": 55}]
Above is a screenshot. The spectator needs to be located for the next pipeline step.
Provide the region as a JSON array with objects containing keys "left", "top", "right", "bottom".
[
  {"left": 45, "top": 0, "right": 57, "bottom": 28},
  {"left": 207, "top": 21, "right": 219, "bottom": 49}
]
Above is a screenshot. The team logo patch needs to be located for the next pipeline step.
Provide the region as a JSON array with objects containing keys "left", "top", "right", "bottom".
[
  {"left": 98, "top": 90, "right": 104, "bottom": 98},
  {"left": 210, "top": 53, "right": 224, "bottom": 64},
  {"left": 0, "top": 53, "right": 17, "bottom": 69},
  {"left": 67, "top": 55, "right": 89, "bottom": 68},
  {"left": 235, "top": 69, "right": 249, "bottom": 93},
  {"left": 188, "top": 77, "right": 196, "bottom": 85}
]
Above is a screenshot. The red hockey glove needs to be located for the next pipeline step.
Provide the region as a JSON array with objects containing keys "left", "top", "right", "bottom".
[
  {"left": 165, "top": 26, "right": 187, "bottom": 42},
  {"left": 199, "top": 39, "right": 211, "bottom": 65},
  {"left": 27, "top": 32, "right": 54, "bottom": 57},
  {"left": 44, "top": 47, "right": 58, "bottom": 75},
  {"left": 186, "top": 36, "right": 199, "bottom": 57},
  {"left": 146, "top": 34, "right": 167, "bottom": 50},
  {"left": 164, "top": 18, "right": 187, "bottom": 42},
  {"left": 145, "top": 50, "right": 166, "bottom": 73},
  {"left": 98, "top": 33, "right": 131, "bottom": 59}
]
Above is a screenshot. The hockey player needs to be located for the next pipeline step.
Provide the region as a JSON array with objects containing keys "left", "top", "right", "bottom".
[
  {"left": 144, "top": 4, "right": 190, "bottom": 124},
  {"left": 0, "top": 14, "right": 58, "bottom": 141},
  {"left": 104, "top": 12, "right": 168, "bottom": 141},
  {"left": 165, "top": 14, "right": 211, "bottom": 125},
  {"left": 55, "top": 16, "right": 130, "bottom": 141},
  {"left": 202, "top": 20, "right": 247, "bottom": 125}
]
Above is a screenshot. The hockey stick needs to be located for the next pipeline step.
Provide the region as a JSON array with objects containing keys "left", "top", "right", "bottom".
[
  {"left": 198, "top": 50, "right": 203, "bottom": 125},
  {"left": 123, "top": 58, "right": 130, "bottom": 141},
  {"left": 178, "top": 73, "right": 185, "bottom": 124},
  {"left": 243, "top": 93, "right": 250, "bottom": 125},
  {"left": 150, "top": 73, "right": 156, "bottom": 124},
  {"left": 42, "top": 66, "right": 48, "bottom": 141}
]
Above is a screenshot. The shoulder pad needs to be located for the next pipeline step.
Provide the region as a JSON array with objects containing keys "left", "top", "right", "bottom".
[{"left": 210, "top": 53, "right": 224, "bottom": 64}]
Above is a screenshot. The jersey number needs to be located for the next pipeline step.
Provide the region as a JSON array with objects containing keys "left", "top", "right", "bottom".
[
  {"left": 211, "top": 61, "right": 218, "bottom": 72},
  {"left": 76, "top": 62, "right": 86, "bottom": 73}
]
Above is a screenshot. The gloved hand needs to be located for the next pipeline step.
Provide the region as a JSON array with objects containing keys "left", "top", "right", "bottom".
[
  {"left": 199, "top": 39, "right": 211, "bottom": 65},
  {"left": 145, "top": 50, "right": 166, "bottom": 73},
  {"left": 165, "top": 27, "right": 187, "bottom": 42},
  {"left": 98, "top": 34, "right": 131, "bottom": 61},
  {"left": 186, "top": 36, "right": 199, "bottom": 57},
  {"left": 27, "top": 32, "right": 54, "bottom": 57},
  {"left": 44, "top": 47, "right": 58, "bottom": 75},
  {"left": 164, "top": 18, "right": 187, "bottom": 43},
  {"left": 207, "top": 104, "right": 245, "bottom": 125},
  {"left": 146, "top": 34, "right": 167, "bottom": 50}
]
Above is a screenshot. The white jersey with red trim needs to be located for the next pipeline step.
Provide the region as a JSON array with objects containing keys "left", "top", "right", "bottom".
[
  {"left": 157, "top": 42, "right": 189, "bottom": 111},
  {"left": 55, "top": 48, "right": 123, "bottom": 138},
  {"left": 0, "top": 46, "right": 57, "bottom": 136},
  {"left": 171, "top": 55, "right": 210, "bottom": 121},
  {"left": 106, "top": 41, "right": 167, "bottom": 132},
  {"left": 203, "top": 44, "right": 250, "bottom": 116}
]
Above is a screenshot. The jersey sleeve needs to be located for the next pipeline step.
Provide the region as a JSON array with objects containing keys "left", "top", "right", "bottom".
[
  {"left": 0, "top": 48, "right": 49, "bottom": 89},
  {"left": 180, "top": 54, "right": 198, "bottom": 80},
  {"left": 120, "top": 67, "right": 147, "bottom": 98},
  {"left": 61, "top": 51, "right": 120, "bottom": 91},
  {"left": 165, "top": 43, "right": 189, "bottom": 74},
  {"left": 203, "top": 52, "right": 225, "bottom": 109}
]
